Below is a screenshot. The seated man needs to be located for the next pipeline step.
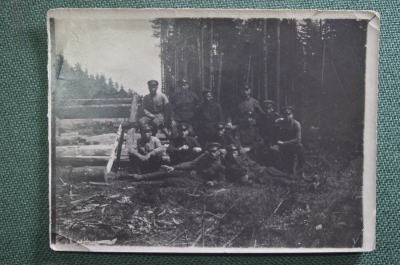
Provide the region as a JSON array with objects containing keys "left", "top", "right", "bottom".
[
  {"left": 273, "top": 106, "right": 309, "bottom": 181},
  {"left": 197, "top": 90, "right": 224, "bottom": 147},
  {"left": 237, "top": 111, "right": 264, "bottom": 154},
  {"left": 207, "top": 122, "right": 241, "bottom": 156},
  {"left": 167, "top": 123, "right": 202, "bottom": 165},
  {"left": 125, "top": 125, "right": 165, "bottom": 174},
  {"left": 224, "top": 144, "right": 292, "bottom": 185},
  {"left": 133, "top": 142, "right": 225, "bottom": 187},
  {"left": 170, "top": 79, "right": 200, "bottom": 136},
  {"left": 139, "top": 80, "right": 172, "bottom": 138}
]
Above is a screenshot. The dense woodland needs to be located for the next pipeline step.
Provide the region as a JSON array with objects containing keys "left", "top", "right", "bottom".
[
  {"left": 55, "top": 59, "right": 137, "bottom": 100},
  {"left": 152, "top": 18, "right": 367, "bottom": 152}
]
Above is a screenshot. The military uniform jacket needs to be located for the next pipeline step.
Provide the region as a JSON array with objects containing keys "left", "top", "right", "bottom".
[
  {"left": 167, "top": 135, "right": 201, "bottom": 165},
  {"left": 198, "top": 101, "right": 224, "bottom": 130},
  {"left": 225, "top": 153, "right": 288, "bottom": 183},
  {"left": 238, "top": 120, "right": 263, "bottom": 149},
  {"left": 170, "top": 90, "right": 200, "bottom": 121},
  {"left": 173, "top": 152, "right": 225, "bottom": 183},
  {"left": 126, "top": 136, "right": 164, "bottom": 157},
  {"left": 208, "top": 132, "right": 240, "bottom": 149},
  {"left": 141, "top": 92, "right": 171, "bottom": 117},
  {"left": 224, "top": 153, "right": 264, "bottom": 183},
  {"left": 276, "top": 118, "right": 302, "bottom": 145},
  {"left": 258, "top": 112, "right": 282, "bottom": 146}
]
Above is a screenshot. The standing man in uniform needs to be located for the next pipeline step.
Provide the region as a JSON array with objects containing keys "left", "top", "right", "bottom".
[
  {"left": 237, "top": 111, "right": 264, "bottom": 155},
  {"left": 256, "top": 100, "right": 282, "bottom": 167},
  {"left": 126, "top": 125, "right": 165, "bottom": 174},
  {"left": 197, "top": 90, "right": 224, "bottom": 147},
  {"left": 139, "top": 80, "right": 172, "bottom": 138},
  {"left": 167, "top": 123, "right": 202, "bottom": 166},
  {"left": 228, "top": 83, "right": 265, "bottom": 126},
  {"left": 273, "top": 106, "right": 309, "bottom": 181},
  {"left": 170, "top": 79, "right": 200, "bottom": 136}
]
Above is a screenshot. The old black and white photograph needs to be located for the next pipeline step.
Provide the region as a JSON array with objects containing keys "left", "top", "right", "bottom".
[{"left": 48, "top": 9, "right": 378, "bottom": 253}]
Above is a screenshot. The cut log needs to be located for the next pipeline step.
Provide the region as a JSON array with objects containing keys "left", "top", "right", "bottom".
[
  {"left": 56, "top": 145, "right": 129, "bottom": 157},
  {"left": 56, "top": 155, "right": 130, "bottom": 167},
  {"left": 59, "top": 166, "right": 107, "bottom": 182},
  {"left": 56, "top": 106, "right": 131, "bottom": 119}
]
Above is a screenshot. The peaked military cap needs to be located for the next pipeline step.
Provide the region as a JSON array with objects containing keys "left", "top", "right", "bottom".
[
  {"left": 147, "top": 80, "right": 159, "bottom": 86},
  {"left": 207, "top": 142, "right": 221, "bottom": 151},
  {"left": 177, "top": 123, "right": 190, "bottom": 131},
  {"left": 202, "top": 90, "right": 212, "bottom": 97},
  {"left": 263, "top": 100, "right": 275, "bottom": 107},
  {"left": 282, "top": 106, "right": 294, "bottom": 113},
  {"left": 178, "top": 79, "right": 188, "bottom": 85},
  {"left": 226, "top": 144, "right": 239, "bottom": 152},
  {"left": 242, "top": 82, "right": 252, "bottom": 90}
]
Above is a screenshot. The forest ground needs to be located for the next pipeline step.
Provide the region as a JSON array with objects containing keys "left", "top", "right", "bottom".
[{"left": 54, "top": 125, "right": 364, "bottom": 249}]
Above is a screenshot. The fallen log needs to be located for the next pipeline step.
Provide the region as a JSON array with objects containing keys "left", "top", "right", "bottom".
[
  {"left": 60, "top": 166, "right": 116, "bottom": 182},
  {"left": 56, "top": 155, "right": 130, "bottom": 167}
]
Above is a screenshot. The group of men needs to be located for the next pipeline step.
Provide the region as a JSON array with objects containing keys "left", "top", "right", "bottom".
[{"left": 124, "top": 79, "right": 309, "bottom": 187}]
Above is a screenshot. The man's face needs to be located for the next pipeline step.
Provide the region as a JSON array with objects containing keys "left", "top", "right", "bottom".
[
  {"left": 244, "top": 88, "right": 251, "bottom": 98},
  {"left": 266, "top": 106, "right": 274, "bottom": 114},
  {"left": 142, "top": 130, "right": 152, "bottom": 140},
  {"left": 205, "top": 93, "right": 213, "bottom": 102},
  {"left": 209, "top": 149, "right": 220, "bottom": 159},
  {"left": 247, "top": 117, "right": 254, "bottom": 123},
  {"left": 181, "top": 83, "right": 189, "bottom": 91},
  {"left": 218, "top": 127, "right": 225, "bottom": 136},
  {"left": 232, "top": 150, "right": 239, "bottom": 158},
  {"left": 284, "top": 109, "right": 293, "bottom": 120},
  {"left": 148, "top": 83, "right": 158, "bottom": 95},
  {"left": 178, "top": 128, "right": 189, "bottom": 138}
]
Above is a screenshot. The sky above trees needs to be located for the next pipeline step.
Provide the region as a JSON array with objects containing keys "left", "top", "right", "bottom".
[{"left": 55, "top": 19, "right": 161, "bottom": 95}]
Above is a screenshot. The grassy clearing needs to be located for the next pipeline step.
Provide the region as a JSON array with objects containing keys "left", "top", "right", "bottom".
[{"left": 54, "top": 151, "right": 363, "bottom": 248}]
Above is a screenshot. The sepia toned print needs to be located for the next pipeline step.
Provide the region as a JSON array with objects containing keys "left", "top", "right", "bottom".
[{"left": 48, "top": 9, "right": 378, "bottom": 253}]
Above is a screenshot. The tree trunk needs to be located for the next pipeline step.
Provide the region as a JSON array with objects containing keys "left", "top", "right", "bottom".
[
  {"left": 263, "top": 19, "right": 268, "bottom": 100},
  {"left": 183, "top": 36, "right": 188, "bottom": 79},
  {"left": 201, "top": 20, "right": 205, "bottom": 91},
  {"left": 160, "top": 22, "right": 165, "bottom": 93},
  {"left": 209, "top": 19, "right": 214, "bottom": 91},
  {"left": 276, "top": 20, "right": 281, "bottom": 111},
  {"left": 197, "top": 36, "right": 202, "bottom": 94},
  {"left": 246, "top": 49, "right": 252, "bottom": 83},
  {"left": 217, "top": 52, "right": 224, "bottom": 102}
]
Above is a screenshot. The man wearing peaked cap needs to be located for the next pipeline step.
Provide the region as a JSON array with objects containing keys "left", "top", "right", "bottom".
[
  {"left": 125, "top": 124, "right": 164, "bottom": 175},
  {"left": 167, "top": 122, "right": 202, "bottom": 166},
  {"left": 256, "top": 99, "right": 283, "bottom": 168},
  {"left": 197, "top": 90, "right": 224, "bottom": 147},
  {"left": 273, "top": 106, "right": 310, "bottom": 182},
  {"left": 230, "top": 83, "right": 265, "bottom": 126},
  {"left": 139, "top": 80, "right": 172, "bottom": 139},
  {"left": 170, "top": 78, "right": 200, "bottom": 134},
  {"left": 207, "top": 122, "right": 241, "bottom": 156}
]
